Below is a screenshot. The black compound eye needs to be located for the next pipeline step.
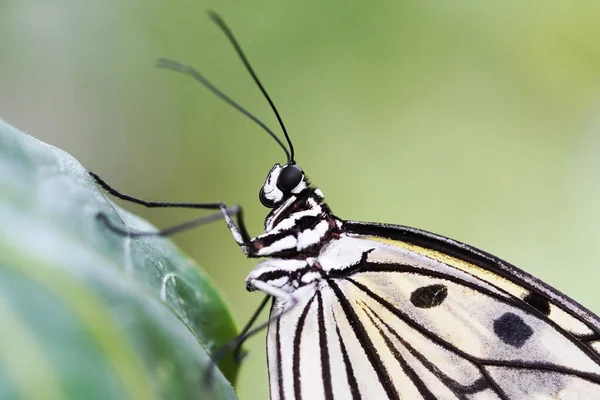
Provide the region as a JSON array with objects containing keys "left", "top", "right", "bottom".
[
  {"left": 277, "top": 164, "right": 303, "bottom": 193},
  {"left": 259, "top": 188, "right": 276, "bottom": 208}
]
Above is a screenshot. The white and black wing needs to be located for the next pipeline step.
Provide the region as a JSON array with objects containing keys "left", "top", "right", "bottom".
[{"left": 266, "top": 221, "right": 600, "bottom": 400}]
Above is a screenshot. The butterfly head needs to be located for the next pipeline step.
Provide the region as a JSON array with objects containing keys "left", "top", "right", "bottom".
[{"left": 259, "top": 163, "right": 308, "bottom": 208}]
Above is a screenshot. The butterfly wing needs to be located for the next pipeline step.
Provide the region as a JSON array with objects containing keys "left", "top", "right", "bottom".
[{"left": 266, "top": 221, "right": 600, "bottom": 400}]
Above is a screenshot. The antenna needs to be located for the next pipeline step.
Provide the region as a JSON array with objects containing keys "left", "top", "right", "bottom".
[
  {"left": 156, "top": 59, "right": 290, "bottom": 161},
  {"left": 207, "top": 11, "right": 295, "bottom": 163},
  {"left": 156, "top": 12, "right": 296, "bottom": 163}
]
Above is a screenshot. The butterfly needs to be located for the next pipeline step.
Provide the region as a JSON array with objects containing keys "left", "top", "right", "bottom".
[{"left": 92, "top": 11, "right": 600, "bottom": 400}]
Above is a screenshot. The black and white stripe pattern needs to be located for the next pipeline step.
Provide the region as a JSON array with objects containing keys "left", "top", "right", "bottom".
[
  {"left": 264, "top": 258, "right": 600, "bottom": 399},
  {"left": 239, "top": 165, "right": 600, "bottom": 399}
]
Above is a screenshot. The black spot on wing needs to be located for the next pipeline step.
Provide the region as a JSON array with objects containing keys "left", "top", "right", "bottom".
[
  {"left": 493, "top": 312, "right": 533, "bottom": 348},
  {"left": 410, "top": 284, "right": 448, "bottom": 309},
  {"left": 523, "top": 292, "right": 551, "bottom": 316}
]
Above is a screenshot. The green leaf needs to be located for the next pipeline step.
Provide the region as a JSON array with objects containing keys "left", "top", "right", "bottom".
[{"left": 0, "top": 120, "right": 239, "bottom": 400}]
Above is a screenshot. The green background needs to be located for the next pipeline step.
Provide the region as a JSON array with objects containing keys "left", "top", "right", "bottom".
[{"left": 2, "top": 1, "right": 600, "bottom": 399}]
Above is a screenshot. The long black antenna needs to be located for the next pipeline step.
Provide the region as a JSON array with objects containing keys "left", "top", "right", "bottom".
[
  {"left": 156, "top": 58, "right": 290, "bottom": 161},
  {"left": 208, "top": 10, "right": 295, "bottom": 163}
]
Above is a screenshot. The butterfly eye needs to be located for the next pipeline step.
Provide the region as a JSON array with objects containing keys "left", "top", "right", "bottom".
[
  {"left": 259, "top": 188, "right": 276, "bottom": 208},
  {"left": 277, "top": 164, "right": 303, "bottom": 193}
]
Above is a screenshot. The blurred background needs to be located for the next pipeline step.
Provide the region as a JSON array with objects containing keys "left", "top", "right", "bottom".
[{"left": 2, "top": 1, "right": 600, "bottom": 398}]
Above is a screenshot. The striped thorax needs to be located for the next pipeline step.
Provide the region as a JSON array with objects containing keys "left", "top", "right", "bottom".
[{"left": 246, "top": 163, "right": 342, "bottom": 295}]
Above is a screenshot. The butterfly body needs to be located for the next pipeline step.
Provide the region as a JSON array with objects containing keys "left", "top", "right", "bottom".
[{"left": 241, "top": 163, "right": 600, "bottom": 400}]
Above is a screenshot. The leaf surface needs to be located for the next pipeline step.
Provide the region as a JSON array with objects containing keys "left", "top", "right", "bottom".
[{"left": 0, "top": 120, "right": 239, "bottom": 400}]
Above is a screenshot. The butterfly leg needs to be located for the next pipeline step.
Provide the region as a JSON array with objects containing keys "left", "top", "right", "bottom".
[
  {"left": 232, "top": 294, "right": 270, "bottom": 363},
  {"left": 250, "top": 280, "right": 298, "bottom": 310},
  {"left": 90, "top": 171, "right": 253, "bottom": 246},
  {"left": 90, "top": 171, "right": 229, "bottom": 210},
  {"left": 95, "top": 208, "right": 241, "bottom": 237},
  {"left": 206, "top": 281, "right": 299, "bottom": 381},
  {"left": 224, "top": 278, "right": 298, "bottom": 348}
]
